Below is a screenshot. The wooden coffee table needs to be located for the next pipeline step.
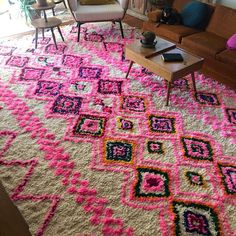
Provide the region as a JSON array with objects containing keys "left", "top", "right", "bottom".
[{"left": 125, "top": 38, "right": 204, "bottom": 106}]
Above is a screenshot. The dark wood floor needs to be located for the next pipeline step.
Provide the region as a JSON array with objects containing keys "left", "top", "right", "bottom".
[{"left": 123, "top": 14, "right": 144, "bottom": 29}]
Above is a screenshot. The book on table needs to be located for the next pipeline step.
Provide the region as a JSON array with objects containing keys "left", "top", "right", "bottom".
[{"left": 161, "top": 53, "right": 184, "bottom": 62}]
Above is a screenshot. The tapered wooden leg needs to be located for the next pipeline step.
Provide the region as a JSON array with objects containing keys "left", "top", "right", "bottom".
[
  {"left": 119, "top": 21, "right": 124, "bottom": 38},
  {"left": 63, "top": 0, "right": 67, "bottom": 8},
  {"left": 42, "top": 28, "right": 44, "bottom": 39},
  {"left": 77, "top": 22, "right": 81, "bottom": 42},
  {"left": 50, "top": 28, "right": 58, "bottom": 50},
  {"left": 125, "top": 61, "right": 134, "bottom": 79},
  {"left": 35, "top": 28, "right": 38, "bottom": 49},
  {"left": 57, "top": 26, "right": 64, "bottom": 41},
  {"left": 166, "top": 81, "right": 171, "bottom": 106},
  {"left": 191, "top": 72, "right": 197, "bottom": 93}
]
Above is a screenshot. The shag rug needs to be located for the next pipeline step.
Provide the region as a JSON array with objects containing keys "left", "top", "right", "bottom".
[{"left": 0, "top": 22, "right": 235, "bottom": 236}]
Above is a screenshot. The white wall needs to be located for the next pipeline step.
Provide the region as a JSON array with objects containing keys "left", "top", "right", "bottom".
[{"left": 218, "top": 0, "right": 236, "bottom": 8}]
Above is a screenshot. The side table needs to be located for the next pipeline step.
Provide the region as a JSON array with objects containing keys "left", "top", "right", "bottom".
[{"left": 31, "top": 3, "right": 64, "bottom": 50}]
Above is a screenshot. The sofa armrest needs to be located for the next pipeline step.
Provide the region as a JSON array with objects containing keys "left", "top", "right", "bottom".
[{"left": 147, "top": 9, "right": 162, "bottom": 23}]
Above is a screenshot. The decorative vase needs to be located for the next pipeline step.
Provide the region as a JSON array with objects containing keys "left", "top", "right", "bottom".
[{"left": 37, "top": 0, "right": 48, "bottom": 6}]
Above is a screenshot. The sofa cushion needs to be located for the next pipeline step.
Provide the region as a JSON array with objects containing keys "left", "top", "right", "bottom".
[
  {"left": 181, "top": 31, "right": 226, "bottom": 58},
  {"left": 181, "top": 1, "right": 210, "bottom": 29},
  {"left": 207, "top": 4, "right": 236, "bottom": 39},
  {"left": 226, "top": 33, "right": 236, "bottom": 50},
  {"left": 142, "top": 22, "right": 200, "bottom": 43},
  {"left": 216, "top": 50, "right": 236, "bottom": 67}
]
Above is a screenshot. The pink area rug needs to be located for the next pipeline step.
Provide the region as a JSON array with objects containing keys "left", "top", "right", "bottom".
[{"left": 0, "top": 22, "right": 235, "bottom": 236}]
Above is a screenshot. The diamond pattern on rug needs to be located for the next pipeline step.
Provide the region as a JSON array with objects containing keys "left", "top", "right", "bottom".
[
  {"left": 112, "top": 115, "right": 141, "bottom": 136},
  {"left": 176, "top": 164, "right": 215, "bottom": 197},
  {"left": 147, "top": 141, "right": 164, "bottom": 154},
  {"left": 134, "top": 167, "right": 170, "bottom": 198},
  {"left": 73, "top": 114, "right": 106, "bottom": 137},
  {"left": 186, "top": 171, "right": 204, "bottom": 186},
  {"left": 78, "top": 66, "right": 103, "bottom": 80},
  {"left": 62, "top": 54, "right": 85, "bottom": 68},
  {"left": 218, "top": 163, "right": 236, "bottom": 195},
  {"left": 6, "top": 55, "right": 29, "bottom": 67},
  {"left": 45, "top": 44, "right": 67, "bottom": 55},
  {"left": 34, "top": 80, "right": 63, "bottom": 97},
  {"left": 121, "top": 95, "right": 146, "bottom": 112},
  {"left": 51, "top": 94, "right": 82, "bottom": 115},
  {"left": 195, "top": 92, "right": 220, "bottom": 106},
  {"left": 104, "top": 139, "right": 135, "bottom": 164},
  {"left": 172, "top": 201, "right": 220, "bottom": 236},
  {"left": 181, "top": 137, "right": 213, "bottom": 161},
  {"left": 19, "top": 67, "right": 45, "bottom": 81},
  {"left": 149, "top": 115, "right": 176, "bottom": 134},
  {"left": 225, "top": 108, "right": 236, "bottom": 125},
  {"left": 85, "top": 32, "right": 104, "bottom": 42},
  {"left": 98, "top": 79, "right": 122, "bottom": 94}
]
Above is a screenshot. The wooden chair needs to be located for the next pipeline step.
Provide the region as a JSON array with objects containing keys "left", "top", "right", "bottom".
[{"left": 67, "top": 0, "right": 129, "bottom": 42}]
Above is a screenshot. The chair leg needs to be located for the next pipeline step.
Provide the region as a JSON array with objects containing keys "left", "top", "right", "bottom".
[
  {"left": 118, "top": 21, "right": 124, "bottom": 38},
  {"left": 42, "top": 28, "right": 44, "bottom": 39},
  {"left": 77, "top": 22, "right": 81, "bottom": 42},
  {"left": 57, "top": 26, "right": 64, "bottom": 41},
  {"left": 35, "top": 28, "right": 38, "bottom": 49},
  {"left": 63, "top": 0, "right": 67, "bottom": 9},
  {"left": 50, "top": 27, "right": 58, "bottom": 50}
]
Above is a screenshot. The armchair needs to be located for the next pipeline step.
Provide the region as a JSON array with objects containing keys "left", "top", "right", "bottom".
[{"left": 67, "top": 0, "right": 129, "bottom": 41}]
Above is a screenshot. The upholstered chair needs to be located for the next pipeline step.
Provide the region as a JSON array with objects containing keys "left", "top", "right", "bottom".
[{"left": 67, "top": 0, "right": 129, "bottom": 41}]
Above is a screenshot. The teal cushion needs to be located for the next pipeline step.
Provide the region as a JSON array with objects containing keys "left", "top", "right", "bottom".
[{"left": 181, "top": 1, "right": 209, "bottom": 29}]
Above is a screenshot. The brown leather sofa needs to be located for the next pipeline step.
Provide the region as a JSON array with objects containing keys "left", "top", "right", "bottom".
[{"left": 142, "top": 0, "right": 236, "bottom": 90}]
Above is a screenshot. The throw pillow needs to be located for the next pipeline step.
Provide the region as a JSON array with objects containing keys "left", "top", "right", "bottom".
[
  {"left": 181, "top": 1, "right": 209, "bottom": 29},
  {"left": 226, "top": 33, "right": 236, "bottom": 50},
  {"left": 80, "top": 0, "right": 115, "bottom": 5}
]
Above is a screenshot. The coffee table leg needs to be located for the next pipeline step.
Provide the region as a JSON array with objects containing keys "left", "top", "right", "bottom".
[
  {"left": 191, "top": 72, "right": 197, "bottom": 93},
  {"left": 125, "top": 61, "right": 134, "bottom": 79},
  {"left": 57, "top": 26, "right": 64, "bottom": 41},
  {"left": 50, "top": 28, "right": 58, "bottom": 50},
  {"left": 166, "top": 81, "right": 171, "bottom": 106},
  {"left": 35, "top": 28, "right": 38, "bottom": 49}
]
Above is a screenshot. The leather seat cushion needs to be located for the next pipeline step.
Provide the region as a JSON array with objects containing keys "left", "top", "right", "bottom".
[
  {"left": 143, "top": 23, "right": 200, "bottom": 43},
  {"left": 181, "top": 31, "right": 226, "bottom": 58}
]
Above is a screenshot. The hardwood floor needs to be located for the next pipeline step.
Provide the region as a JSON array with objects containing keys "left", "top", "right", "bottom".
[
  {"left": 0, "top": 13, "right": 143, "bottom": 40},
  {"left": 123, "top": 14, "right": 144, "bottom": 29}
]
